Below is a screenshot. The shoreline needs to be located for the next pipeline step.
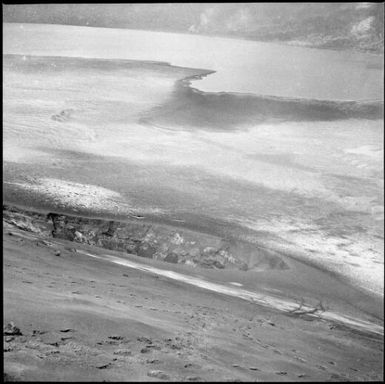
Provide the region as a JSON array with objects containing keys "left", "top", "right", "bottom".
[
  {"left": 4, "top": 23, "right": 383, "bottom": 101},
  {"left": 180, "top": 75, "right": 384, "bottom": 110},
  {"left": 6, "top": 52, "right": 383, "bottom": 106}
]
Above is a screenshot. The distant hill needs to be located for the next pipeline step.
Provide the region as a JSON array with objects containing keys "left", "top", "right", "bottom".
[{"left": 3, "top": 3, "right": 384, "bottom": 53}]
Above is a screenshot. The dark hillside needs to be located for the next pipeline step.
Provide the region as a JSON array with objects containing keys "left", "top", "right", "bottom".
[{"left": 3, "top": 3, "right": 384, "bottom": 52}]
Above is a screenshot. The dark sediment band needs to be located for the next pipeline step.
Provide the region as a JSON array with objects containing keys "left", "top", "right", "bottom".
[{"left": 142, "top": 73, "right": 383, "bottom": 131}]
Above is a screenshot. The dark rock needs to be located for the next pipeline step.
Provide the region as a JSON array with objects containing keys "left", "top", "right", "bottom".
[
  {"left": 108, "top": 335, "right": 124, "bottom": 340},
  {"left": 186, "top": 377, "right": 202, "bottom": 382},
  {"left": 200, "top": 257, "right": 225, "bottom": 269},
  {"left": 136, "top": 243, "right": 156, "bottom": 258},
  {"left": 46, "top": 350, "right": 60, "bottom": 355},
  {"left": 146, "top": 345, "right": 161, "bottom": 350},
  {"left": 3, "top": 322, "right": 22, "bottom": 336},
  {"left": 137, "top": 337, "right": 152, "bottom": 343},
  {"left": 32, "top": 330, "right": 47, "bottom": 336},
  {"left": 4, "top": 372, "right": 18, "bottom": 382},
  {"left": 147, "top": 359, "right": 161, "bottom": 364},
  {"left": 164, "top": 252, "right": 179, "bottom": 264},
  {"left": 54, "top": 250, "right": 61, "bottom": 256},
  {"left": 239, "top": 263, "right": 249, "bottom": 271}
]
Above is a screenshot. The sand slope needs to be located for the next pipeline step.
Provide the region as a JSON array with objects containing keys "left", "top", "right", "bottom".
[{"left": 3, "top": 224, "right": 383, "bottom": 381}]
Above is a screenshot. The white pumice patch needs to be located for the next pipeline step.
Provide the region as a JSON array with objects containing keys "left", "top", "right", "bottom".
[{"left": 6, "top": 178, "right": 129, "bottom": 212}]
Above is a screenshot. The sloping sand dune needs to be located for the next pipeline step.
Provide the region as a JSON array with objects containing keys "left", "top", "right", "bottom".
[{"left": 3, "top": 223, "right": 383, "bottom": 381}]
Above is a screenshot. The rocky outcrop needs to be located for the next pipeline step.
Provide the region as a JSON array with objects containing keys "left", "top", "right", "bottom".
[
  {"left": 3, "top": 322, "right": 22, "bottom": 336},
  {"left": 47, "top": 212, "right": 246, "bottom": 270},
  {"left": 3, "top": 206, "right": 51, "bottom": 235},
  {"left": 3, "top": 204, "right": 289, "bottom": 271}
]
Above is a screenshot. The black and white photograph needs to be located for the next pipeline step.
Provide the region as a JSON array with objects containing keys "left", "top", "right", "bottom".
[{"left": 2, "top": 2, "right": 384, "bottom": 382}]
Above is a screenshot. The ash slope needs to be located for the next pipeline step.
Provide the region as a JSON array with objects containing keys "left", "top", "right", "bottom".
[{"left": 3, "top": 210, "right": 384, "bottom": 382}]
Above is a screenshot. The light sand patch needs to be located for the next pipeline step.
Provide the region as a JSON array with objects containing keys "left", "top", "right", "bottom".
[
  {"left": 3, "top": 145, "right": 50, "bottom": 163},
  {"left": 5, "top": 178, "right": 130, "bottom": 213},
  {"left": 5, "top": 178, "right": 166, "bottom": 217},
  {"left": 344, "top": 145, "right": 383, "bottom": 159},
  {"left": 235, "top": 216, "right": 384, "bottom": 297}
]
